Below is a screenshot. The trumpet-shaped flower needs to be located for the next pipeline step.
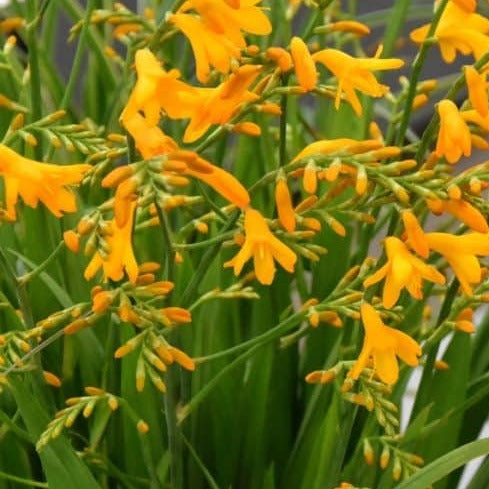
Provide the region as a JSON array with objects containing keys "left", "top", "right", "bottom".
[
  {"left": 312, "top": 48, "right": 404, "bottom": 115},
  {"left": 224, "top": 207, "right": 297, "bottom": 285},
  {"left": 170, "top": 0, "right": 271, "bottom": 82},
  {"left": 410, "top": 2, "right": 489, "bottom": 63},
  {"left": 426, "top": 198, "right": 489, "bottom": 233},
  {"left": 348, "top": 303, "right": 422, "bottom": 385},
  {"left": 465, "top": 66, "right": 489, "bottom": 117},
  {"left": 0, "top": 144, "right": 91, "bottom": 221},
  {"left": 435, "top": 99, "right": 472, "bottom": 163},
  {"left": 180, "top": 64, "right": 262, "bottom": 142},
  {"left": 121, "top": 49, "right": 197, "bottom": 127},
  {"left": 364, "top": 237, "right": 445, "bottom": 308},
  {"left": 425, "top": 232, "right": 489, "bottom": 295},
  {"left": 84, "top": 202, "right": 139, "bottom": 284}
]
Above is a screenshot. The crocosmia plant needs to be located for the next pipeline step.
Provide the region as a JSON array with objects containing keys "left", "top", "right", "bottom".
[{"left": 1, "top": 1, "right": 489, "bottom": 488}]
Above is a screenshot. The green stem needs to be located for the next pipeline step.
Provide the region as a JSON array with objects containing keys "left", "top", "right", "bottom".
[
  {"left": 395, "top": 0, "right": 449, "bottom": 147},
  {"left": 179, "top": 211, "right": 240, "bottom": 307},
  {"left": 26, "top": 0, "right": 43, "bottom": 159},
  {"left": 409, "top": 278, "right": 459, "bottom": 423},
  {"left": 18, "top": 241, "right": 65, "bottom": 285},
  {"left": 278, "top": 74, "right": 289, "bottom": 168},
  {"left": 153, "top": 195, "right": 175, "bottom": 282},
  {"left": 0, "top": 471, "right": 48, "bottom": 488}
]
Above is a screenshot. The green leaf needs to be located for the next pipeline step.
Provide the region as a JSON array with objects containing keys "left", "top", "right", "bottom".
[{"left": 394, "top": 438, "right": 489, "bottom": 489}]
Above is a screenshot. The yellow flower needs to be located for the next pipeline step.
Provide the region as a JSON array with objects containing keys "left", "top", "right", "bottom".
[
  {"left": 170, "top": 0, "right": 271, "bottom": 82},
  {"left": 290, "top": 37, "right": 317, "bottom": 91},
  {"left": 224, "top": 207, "right": 297, "bottom": 285},
  {"left": 123, "top": 112, "right": 179, "bottom": 160},
  {"left": 425, "top": 232, "right": 489, "bottom": 295},
  {"left": 348, "top": 303, "right": 422, "bottom": 385},
  {"left": 402, "top": 209, "right": 429, "bottom": 258},
  {"left": 465, "top": 65, "right": 489, "bottom": 117},
  {"left": 121, "top": 49, "right": 197, "bottom": 127},
  {"left": 180, "top": 64, "right": 262, "bottom": 142},
  {"left": 364, "top": 236, "right": 445, "bottom": 308},
  {"left": 435, "top": 99, "right": 472, "bottom": 163},
  {"left": 0, "top": 144, "right": 91, "bottom": 221},
  {"left": 312, "top": 48, "right": 404, "bottom": 115},
  {"left": 84, "top": 202, "right": 139, "bottom": 284},
  {"left": 410, "top": 2, "right": 489, "bottom": 63},
  {"left": 426, "top": 197, "right": 489, "bottom": 233}
]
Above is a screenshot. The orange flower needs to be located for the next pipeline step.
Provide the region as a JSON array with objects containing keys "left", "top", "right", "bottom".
[
  {"left": 465, "top": 65, "right": 489, "bottom": 117},
  {"left": 84, "top": 202, "right": 139, "bottom": 284},
  {"left": 425, "top": 232, "right": 489, "bottom": 295},
  {"left": 170, "top": 0, "right": 271, "bottom": 82},
  {"left": 312, "top": 48, "right": 404, "bottom": 115},
  {"left": 224, "top": 207, "right": 297, "bottom": 284},
  {"left": 180, "top": 64, "right": 262, "bottom": 142},
  {"left": 435, "top": 99, "right": 472, "bottom": 163},
  {"left": 426, "top": 198, "right": 489, "bottom": 233},
  {"left": 402, "top": 209, "right": 429, "bottom": 258},
  {"left": 364, "top": 237, "right": 445, "bottom": 308},
  {"left": 410, "top": 2, "right": 489, "bottom": 63},
  {"left": 348, "top": 303, "right": 422, "bottom": 385},
  {"left": 0, "top": 144, "right": 90, "bottom": 221},
  {"left": 121, "top": 49, "right": 197, "bottom": 127},
  {"left": 290, "top": 37, "right": 317, "bottom": 91}
]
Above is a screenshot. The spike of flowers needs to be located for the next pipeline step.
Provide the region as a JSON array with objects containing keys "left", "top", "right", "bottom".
[
  {"left": 224, "top": 207, "right": 297, "bottom": 285},
  {"left": 348, "top": 303, "right": 422, "bottom": 385}
]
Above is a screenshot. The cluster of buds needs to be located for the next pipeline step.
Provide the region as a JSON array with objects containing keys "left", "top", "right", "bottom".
[
  {"left": 3, "top": 110, "right": 112, "bottom": 157},
  {"left": 342, "top": 370, "right": 400, "bottom": 436},
  {"left": 37, "top": 386, "right": 121, "bottom": 452},
  {"left": 69, "top": 3, "right": 156, "bottom": 43},
  {"left": 363, "top": 438, "right": 424, "bottom": 482},
  {"left": 0, "top": 329, "right": 42, "bottom": 372},
  {"left": 90, "top": 265, "right": 191, "bottom": 330},
  {"left": 115, "top": 328, "right": 195, "bottom": 394}
]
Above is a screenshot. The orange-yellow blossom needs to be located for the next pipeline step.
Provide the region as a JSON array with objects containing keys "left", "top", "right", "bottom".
[
  {"left": 180, "top": 64, "right": 262, "bottom": 142},
  {"left": 364, "top": 237, "right": 445, "bottom": 308},
  {"left": 402, "top": 209, "right": 429, "bottom": 258},
  {"left": 435, "top": 99, "right": 472, "bottom": 163},
  {"left": 290, "top": 37, "right": 317, "bottom": 91},
  {"left": 121, "top": 49, "right": 197, "bottom": 129},
  {"left": 427, "top": 198, "right": 489, "bottom": 233},
  {"left": 0, "top": 144, "right": 91, "bottom": 221},
  {"left": 465, "top": 66, "right": 489, "bottom": 117},
  {"left": 425, "top": 232, "right": 489, "bottom": 295},
  {"left": 411, "top": 2, "right": 489, "bottom": 63},
  {"left": 170, "top": 0, "right": 271, "bottom": 82},
  {"left": 312, "top": 48, "right": 404, "bottom": 115},
  {"left": 224, "top": 207, "right": 297, "bottom": 285},
  {"left": 348, "top": 303, "right": 422, "bottom": 385},
  {"left": 84, "top": 202, "right": 139, "bottom": 284}
]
